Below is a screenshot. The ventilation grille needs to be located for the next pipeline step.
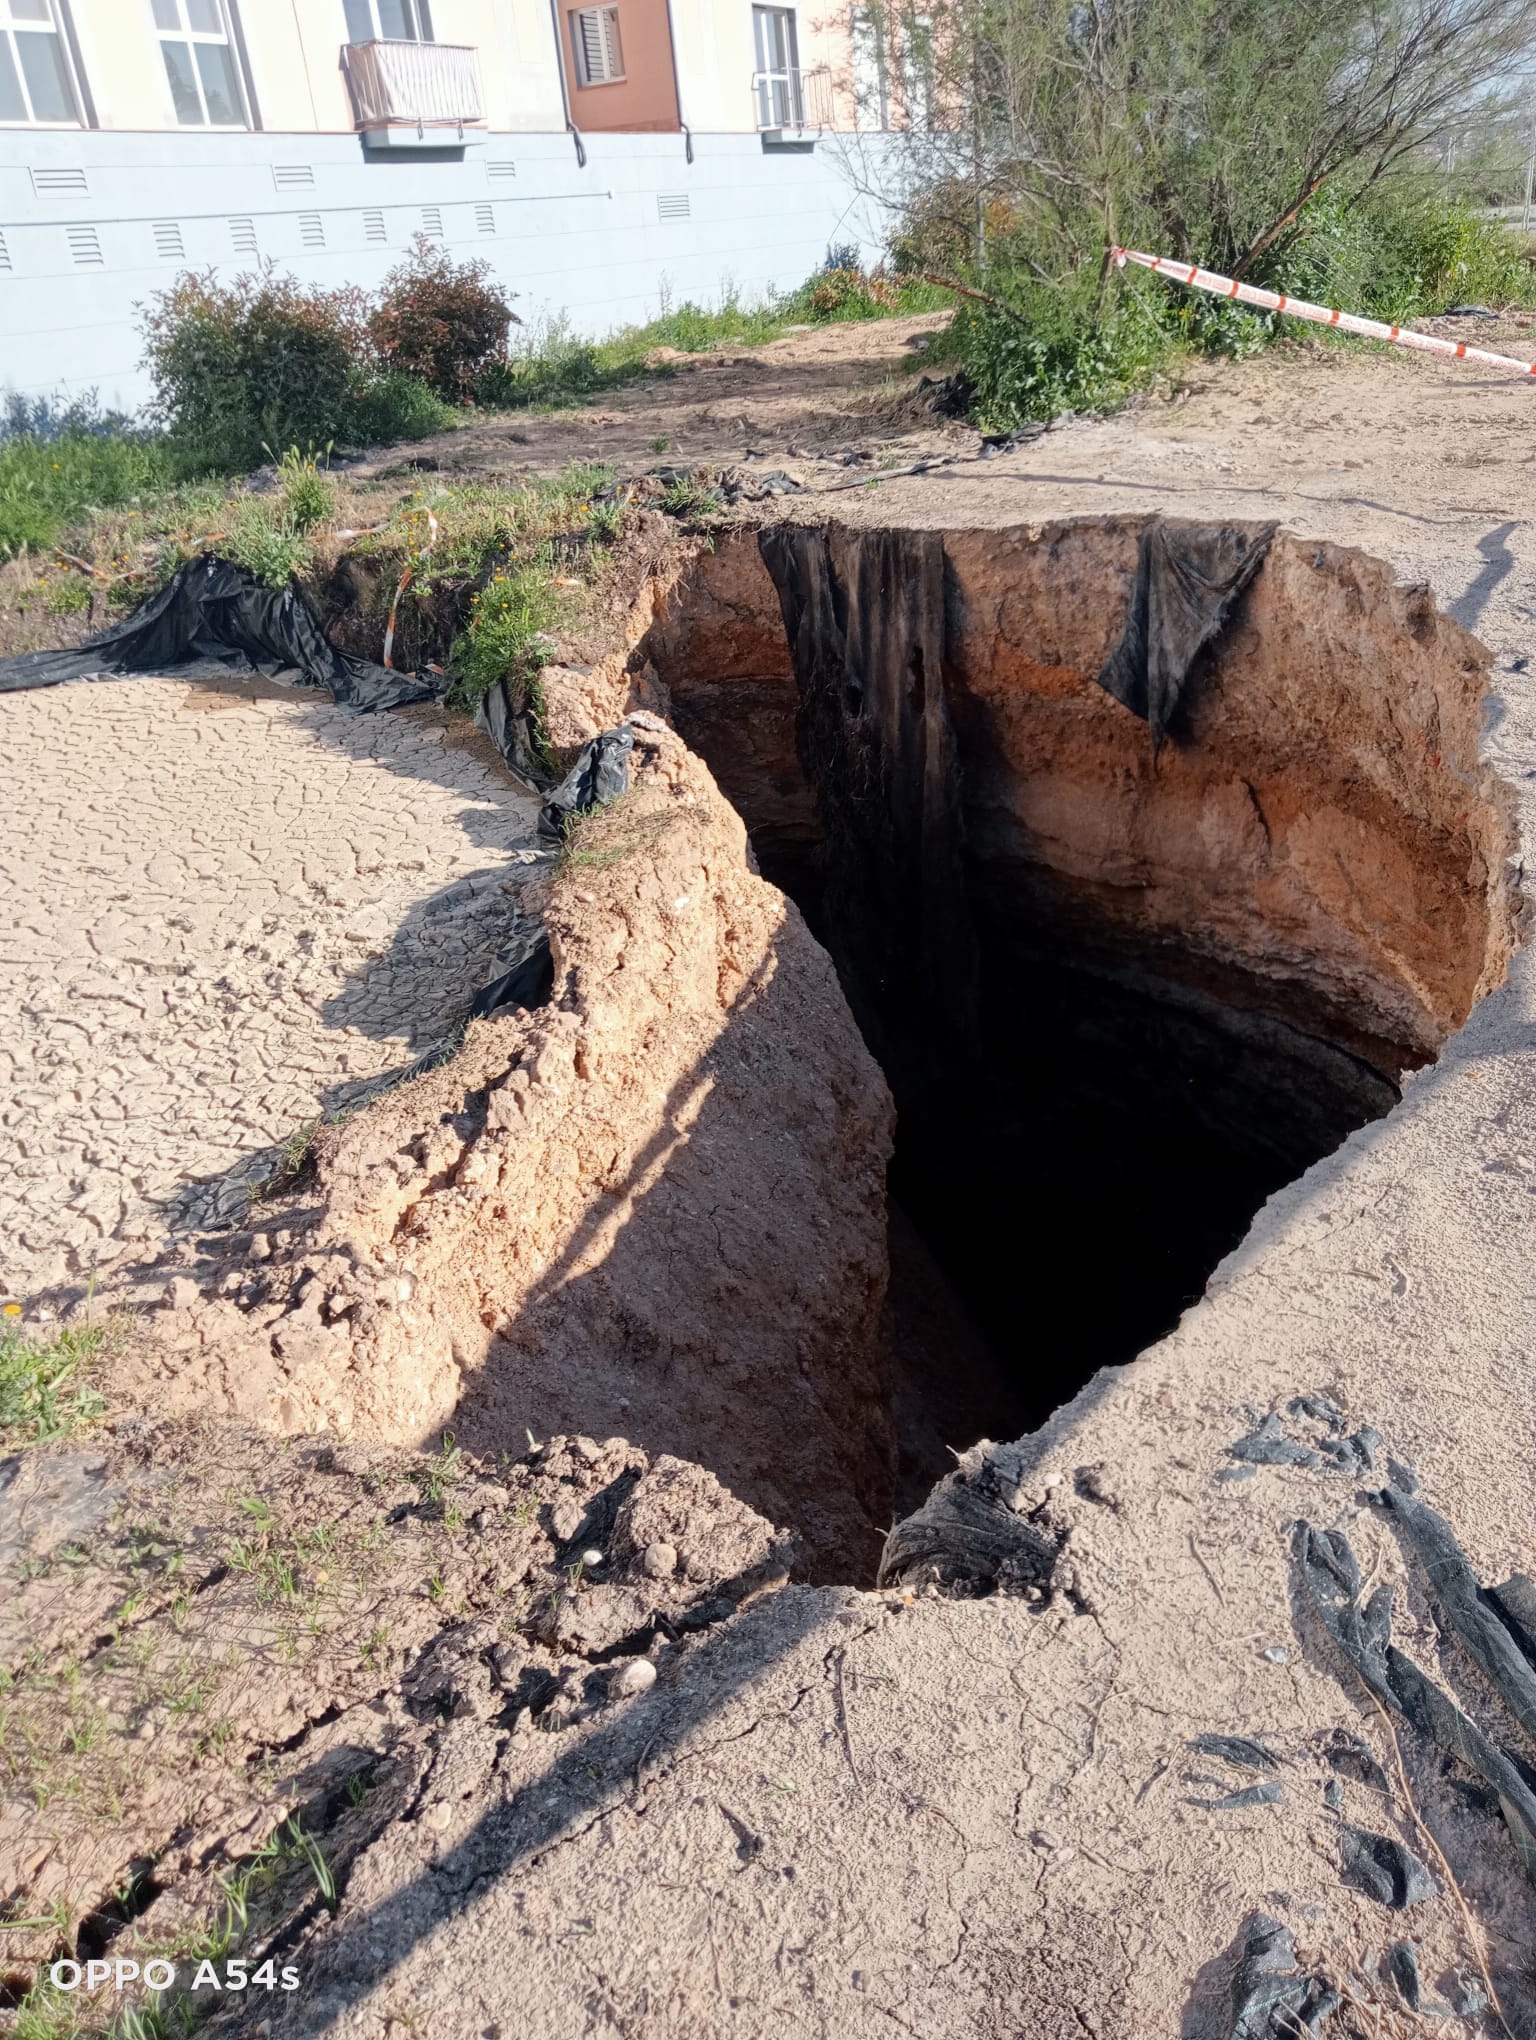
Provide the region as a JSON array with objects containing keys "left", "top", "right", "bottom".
[
  {"left": 362, "top": 208, "right": 387, "bottom": 243},
  {"left": 656, "top": 192, "right": 691, "bottom": 222},
  {"left": 475, "top": 203, "right": 494, "bottom": 235},
  {"left": 0, "top": 230, "right": 11, "bottom": 274},
  {"left": 67, "top": 225, "right": 104, "bottom": 268},
  {"left": 486, "top": 160, "right": 517, "bottom": 181},
  {"left": 420, "top": 206, "right": 443, "bottom": 238},
  {"left": 230, "top": 216, "right": 258, "bottom": 256},
  {"left": 153, "top": 221, "right": 185, "bottom": 261},
  {"left": 299, "top": 213, "right": 325, "bottom": 250},
  {"left": 31, "top": 166, "right": 88, "bottom": 197},
  {"left": 273, "top": 164, "right": 315, "bottom": 190}
]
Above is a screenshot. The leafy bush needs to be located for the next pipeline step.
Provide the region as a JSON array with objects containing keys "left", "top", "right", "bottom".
[
  {"left": 224, "top": 499, "right": 315, "bottom": 588},
  {"left": 0, "top": 418, "right": 173, "bottom": 556},
  {"left": 142, "top": 266, "right": 369, "bottom": 472},
  {"left": 370, "top": 236, "right": 518, "bottom": 401},
  {"left": 952, "top": 273, "right": 1174, "bottom": 429},
  {"left": 446, "top": 556, "right": 558, "bottom": 709},
  {"left": 1278, "top": 185, "right": 1535, "bottom": 322},
  {"left": 348, "top": 370, "right": 456, "bottom": 445}
]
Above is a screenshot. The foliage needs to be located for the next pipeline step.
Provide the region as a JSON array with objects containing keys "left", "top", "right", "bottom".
[
  {"left": 370, "top": 236, "right": 518, "bottom": 401},
  {"left": 346, "top": 369, "right": 456, "bottom": 445},
  {"left": 141, "top": 265, "right": 368, "bottom": 472},
  {"left": 0, "top": 421, "right": 173, "bottom": 557},
  {"left": 222, "top": 500, "right": 314, "bottom": 589},
  {"left": 478, "top": 265, "right": 946, "bottom": 410},
  {"left": 274, "top": 445, "right": 334, "bottom": 533},
  {"left": 0, "top": 1318, "right": 106, "bottom": 1446},
  {"left": 953, "top": 271, "right": 1175, "bottom": 428},
  {"left": 446, "top": 555, "right": 559, "bottom": 711}
]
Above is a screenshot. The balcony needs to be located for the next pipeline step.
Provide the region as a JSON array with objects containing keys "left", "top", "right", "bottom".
[
  {"left": 752, "top": 63, "right": 834, "bottom": 135},
  {"left": 342, "top": 40, "right": 484, "bottom": 147}
]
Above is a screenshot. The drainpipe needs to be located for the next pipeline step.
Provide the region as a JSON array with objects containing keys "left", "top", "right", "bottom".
[
  {"left": 545, "top": 0, "right": 587, "bottom": 167},
  {"left": 660, "top": 0, "right": 693, "bottom": 164}
]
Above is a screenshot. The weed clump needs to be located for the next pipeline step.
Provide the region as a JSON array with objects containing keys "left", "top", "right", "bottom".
[{"left": 0, "top": 1317, "right": 106, "bottom": 1446}]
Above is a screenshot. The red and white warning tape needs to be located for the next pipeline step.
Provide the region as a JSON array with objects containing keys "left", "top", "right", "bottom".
[{"left": 1111, "top": 246, "right": 1536, "bottom": 378}]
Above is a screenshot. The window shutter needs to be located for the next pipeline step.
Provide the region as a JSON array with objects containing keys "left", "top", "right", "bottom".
[
  {"left": 599, "top": 6, "right": 622, "bottom": 80},
  {"left": 572, "top": 9, "right": 601, "bottom": 84}
]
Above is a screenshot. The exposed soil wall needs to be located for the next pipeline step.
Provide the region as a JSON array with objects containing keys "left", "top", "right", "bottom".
[
  {"left": 647, "top": 518, "right": 1513, "bottom": 1074},
  {"left": 153, "top": 723, "right": 896, "bottom": 1583}
]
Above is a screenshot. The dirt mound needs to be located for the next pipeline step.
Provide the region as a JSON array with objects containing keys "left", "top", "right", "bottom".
[{"left": 134, "top": 720, "right": 895, "bottom": 1583}]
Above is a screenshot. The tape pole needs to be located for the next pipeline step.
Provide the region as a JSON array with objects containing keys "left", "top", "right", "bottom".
[{"left": 1112, "top": 246, "right": 1536, "bottom": 378}]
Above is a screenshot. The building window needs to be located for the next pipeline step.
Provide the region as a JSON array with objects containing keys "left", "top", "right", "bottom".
[
  {"left": 752, "top": 5, "right": 801, "bottom": 128},
  {"left": 344, "top": 0, "right": 433, "bottom": 39},
  {"left": 898, "top": 9, "right": 933, "bottom": 131},
  {"left": 0, "top": 0, "right": 83, "bottom": 125},
  {"left": 151, "top": 0, "right": 248, "bottom": 126},
  {"left": 850, "top": 5, "right": 888, "bottom": 131},
  {"left": 568, "top": 5, "right": 623, "bottom": 87}
]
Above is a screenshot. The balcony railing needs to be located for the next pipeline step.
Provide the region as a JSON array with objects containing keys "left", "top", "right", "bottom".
[
  {"left": 751, "top": 63, "right": 834, "bottom": 133},
  {"left": 343, "top": 39, "right": 484, "bottom": 136}
]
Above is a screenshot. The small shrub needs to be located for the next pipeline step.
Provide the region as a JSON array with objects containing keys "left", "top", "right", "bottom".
[
  {"left": 447, "top": 556, "right": 558, "bottom": 710},
  {"left": 347, "top": 370, "right": 456, "bottom": 445},
  {"left": 370, "top": 236, "right": 518, "bottom": 401},
  {"left": 274, "top": 445, "right": 334, "bottom": 534},
  {"left": 142, "top": 265, "right": 369, "bottom": 472},
  {"left": 475, "top": 319, "right": 616, "bottom": 410},
  {"left": 44, "top": 575, "right": 92, "bottom": 616},
  {"left": 658, "top": 472, "right": 716, "bottom": 517},
  {"left": 949, "top": 272, "right": 1173, "bottom": 429},
  {"left": 585, "top": 498, "right": 624, "bottom": 543},
  {"left": 224, "top": 500, "right": 313, "bottom": 588}
]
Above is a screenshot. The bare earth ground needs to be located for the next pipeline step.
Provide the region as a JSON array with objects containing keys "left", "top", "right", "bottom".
[
  {"left": 0, "top": 678, "right": 539, "bottom": 1297},
  {"left": 8, "top": 311, "right": 1536, "bottom": 2036}
]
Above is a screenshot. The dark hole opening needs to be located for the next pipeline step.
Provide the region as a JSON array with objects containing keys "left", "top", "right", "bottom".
[
  {"left": 647, "top": 521, "right": 1483, "bottom": 1522},
  {"left": 749, "top": 836, "right": 1393, "bottom": 1513}
]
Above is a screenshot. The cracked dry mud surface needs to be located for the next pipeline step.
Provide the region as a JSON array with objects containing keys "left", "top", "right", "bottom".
[{"left": 0, "top": 675, "right": 540, "bottom": 1296}]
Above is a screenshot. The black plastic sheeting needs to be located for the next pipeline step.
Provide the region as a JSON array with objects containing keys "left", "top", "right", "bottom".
[
  {"left": 1226, "top": 1914, "right": 1340, "bottom": 2039},
  {"left": 1295, "top": 1511, "right": 1536, "bottom": 1880},
  {"left": 1097, "top": 518, "right": 1276, "bottom": 750},
  {"left": 1337, "top": 1824, "right": 1437, "bottom": 1909},
  {"left": 0, "top": 554, "right": 438, "bottom": 711},
  {"left": 757, "top": 524, "right": 978, "bottom": 1091},
  {"left": 537, "top": 726, "right": 634, "bottom": 842},
  {"left": 876, "top": 1437, "right": 1057, "bottom": 1594}
]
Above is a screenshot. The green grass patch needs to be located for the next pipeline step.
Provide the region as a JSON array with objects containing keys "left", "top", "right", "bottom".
[
  {"left": 0, "top": 1319, "right": 107, "bottom": 1447},
  {"left": 0, "top": 430, "right": 176, "bottom": 560},
  {"left": 446, "top": 555, "right": 560, "bottom": 712},
  {"left": 478, "top": 267, "right": 947, "bottom": 411}
]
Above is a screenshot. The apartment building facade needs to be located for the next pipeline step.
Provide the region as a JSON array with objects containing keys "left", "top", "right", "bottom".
[{"left": 0, "top": 0, "right": 919, "bottom": 409}]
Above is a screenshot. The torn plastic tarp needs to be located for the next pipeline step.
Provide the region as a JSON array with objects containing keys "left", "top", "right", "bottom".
[
  {"left": 1378, "top": 1485, "right": 1536, "bottom": 1747},
  {"left": 877, "top": 1438, "right": 1057, "bottom": 1595},
  {"left": 1295, "top": 1518, "right": 1536, "bottom": 1880},
  {"left": 1098, "top": 519, "right": 1276, "bottom": 750},
  {"left": 0, "top": 554, "right": 437, "bottom": 711},
  {"left": 1227, "top": 1914, "right": 1340, "bottom": 2040},
  {"left": 475, "top": 673, "right": 560, "bottom": 791},
  {"left": 537, "top": 727, "right": 634, "bottom": 842},
  {"left": 1337, "top": 1824, "right": 1436, "bottom": 1908}
]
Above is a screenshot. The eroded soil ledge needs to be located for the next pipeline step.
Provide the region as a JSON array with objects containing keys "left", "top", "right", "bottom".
[{"left": 15, "top": 509, "right": 1528, "bottom": 2037}]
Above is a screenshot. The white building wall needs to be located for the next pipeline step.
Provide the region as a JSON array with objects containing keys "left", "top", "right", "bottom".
[{"left": 0, "top": 127, "right": 894, "bottom": 413}]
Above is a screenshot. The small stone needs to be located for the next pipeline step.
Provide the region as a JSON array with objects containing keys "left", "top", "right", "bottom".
[
  {"left": 396, "top": 1275, "right": 415, "bottom": 1303},
  {"left": 422, "top": 1802, "right": 452, "bottom": 1833},
  {"left": 609, "top": 1657, "right": 657, "bottom": 1698},
  {"left": 550, "top": 1499, "right": 585, "bottom": 1542},
  {"left": 489, "top": 1642, "right": 522, "bottom": 1687},
  {"left": 249, "top": 1232, "right": 271, "bottom": 1262},
  {"left": 642, "top": 1541, "right": 677, "bottom": 1580},
  {"left": 1262, "top": 1646, "right": 1290, "bottom": 1665},
  {"left": 581, "top": 1547, "right": 604, "bottom": 1569},
  {"left": 162, "top": 1275, "right": 200, "bottom": 1312}
]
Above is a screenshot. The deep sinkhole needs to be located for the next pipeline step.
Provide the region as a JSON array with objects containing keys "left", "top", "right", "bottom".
[{"left": 641, "top": 516, "right": 1512, "bottom": 1510}]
